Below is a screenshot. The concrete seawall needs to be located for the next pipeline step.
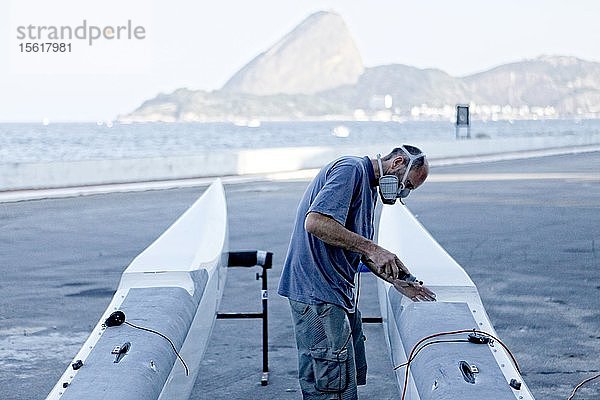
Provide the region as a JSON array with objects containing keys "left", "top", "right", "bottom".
[{"left": 2, "top": 134, "right": 600, "bottom": 191}]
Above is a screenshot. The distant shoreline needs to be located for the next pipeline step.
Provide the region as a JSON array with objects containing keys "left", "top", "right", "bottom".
[
  {"left": 2, "top": 116, "right": 600, "bottom": 125},
  {"left": 2, "top": 139, "right": 599, "bottom": 203}
]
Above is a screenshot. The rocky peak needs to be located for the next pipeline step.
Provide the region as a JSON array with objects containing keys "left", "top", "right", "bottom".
[
  {"left": 221, "top": 11, "right": 364, "bottom": 95},
  {"left": 536, "top": 55, "right": 584, "bottom": 67}
]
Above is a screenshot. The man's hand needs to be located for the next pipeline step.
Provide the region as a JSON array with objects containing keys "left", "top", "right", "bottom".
[
  {"left": 365, "top": 247, "right": 409, "bottom": 280},
  {"left": 392, "top": 279, "right": 436, "bottom": 302},
  {"left": 305, "top": 213, "right": 410, "bottom": 280},
  {"left": 361, "top": 252, "right": 436, "bottom": 301}
]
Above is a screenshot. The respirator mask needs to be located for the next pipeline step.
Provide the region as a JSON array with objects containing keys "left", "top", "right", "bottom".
[{"left": 377, "top": 146, "right": 424, "bottom": 205}]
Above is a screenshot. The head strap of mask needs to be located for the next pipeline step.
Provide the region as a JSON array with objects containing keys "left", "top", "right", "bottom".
[
  {"left": 377, "top": 153, "right": 399, "bottom": 205},
  {"left": 376, "top": 146, "right": 425, "bottom": 205}
]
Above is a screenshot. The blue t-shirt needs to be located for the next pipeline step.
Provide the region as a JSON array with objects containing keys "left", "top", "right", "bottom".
[{"left": 277, "top": 156, "right": 377, "bottom": 311}]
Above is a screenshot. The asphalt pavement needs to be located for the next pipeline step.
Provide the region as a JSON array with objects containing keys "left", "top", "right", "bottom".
[{"left": 1, "top": 151, "right": 599, "bottom": 400}]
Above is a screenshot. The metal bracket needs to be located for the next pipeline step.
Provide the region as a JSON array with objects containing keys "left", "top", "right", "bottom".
[
  {"left": 112, "top": 342, "right": 131, "bottom": 363},
  {"left": 361, "top": 317, "right": 383, "bottom": 323}
]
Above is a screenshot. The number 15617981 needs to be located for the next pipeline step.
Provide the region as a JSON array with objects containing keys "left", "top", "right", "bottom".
[{"left": 19, "top": 42, "right": 71, "bottom": 52}]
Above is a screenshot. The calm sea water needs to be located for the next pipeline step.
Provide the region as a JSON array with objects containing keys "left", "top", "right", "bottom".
[{"left": 1, "top": 120, "right": 598, "bottom": 164}]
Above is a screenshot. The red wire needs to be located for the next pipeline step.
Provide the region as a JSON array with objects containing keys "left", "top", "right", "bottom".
[{"left": 399, "top": 329, "right": 521, "bottom": 400}]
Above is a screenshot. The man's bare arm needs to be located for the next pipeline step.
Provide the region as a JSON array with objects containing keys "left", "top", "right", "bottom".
[
  {"left": 305, "top": 211, "right": 408, "bottom": 279},
  {"left": 305, "top": 212, "right": 436, "bottom": 302}
]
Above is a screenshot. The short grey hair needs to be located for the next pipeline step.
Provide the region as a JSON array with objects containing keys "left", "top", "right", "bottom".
[{"left": 382, "top": 145, "right": 426, "bottom": 170}]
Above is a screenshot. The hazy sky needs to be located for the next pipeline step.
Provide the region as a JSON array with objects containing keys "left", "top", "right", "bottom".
[{"left": 1, "top": 0, "right": 599, "bottom": 122}]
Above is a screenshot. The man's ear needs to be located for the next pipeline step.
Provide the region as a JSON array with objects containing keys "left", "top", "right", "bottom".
[{"left": 390, "top": 156, "right": 405, "bottom": 172}]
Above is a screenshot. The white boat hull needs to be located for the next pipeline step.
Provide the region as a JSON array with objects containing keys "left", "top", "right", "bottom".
[
  {"left": 47, "top": 180, "right": 228, "bottom": 400},
  {"left": 377, "top": 203, "right": 534, "bottom": 399}
]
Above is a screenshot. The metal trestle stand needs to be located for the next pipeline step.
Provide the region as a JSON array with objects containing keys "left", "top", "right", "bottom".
[{"left": 217, "top": 251, "right": 273, "bottom": 386}]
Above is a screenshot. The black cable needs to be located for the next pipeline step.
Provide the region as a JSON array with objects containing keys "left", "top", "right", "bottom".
[
  {"left": 567, "top": 372, "right": 600, "bottom": 400},
  {"left": 398, "top": 329, "right": 521, "bottom": 400},
  {"left": 341, "top": 269, "right": 362, "bottom": 351},
  {"left": 336, "top": 270, "right": 362, "bottom": 400},
  {"left": 393, "top": 339, "right": 470, "bottom": 370},
  {"left": 124, "top": 321, "right": 190, "bottom": 376}
]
